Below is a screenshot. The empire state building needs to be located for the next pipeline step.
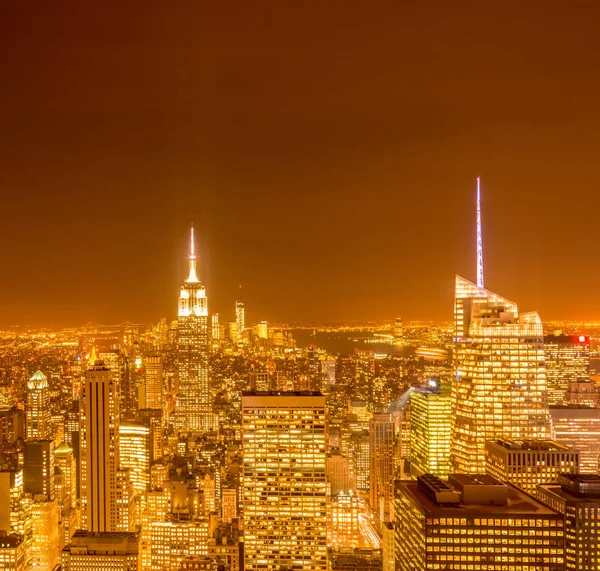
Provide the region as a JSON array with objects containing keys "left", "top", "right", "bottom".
[{"left": 174, "top": 226, "right": 213, "bottom": 433}]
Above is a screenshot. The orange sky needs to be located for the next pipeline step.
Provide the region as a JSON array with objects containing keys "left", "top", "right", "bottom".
[{"left": 1, "top": 1, "right": 600, "bottom": 327}]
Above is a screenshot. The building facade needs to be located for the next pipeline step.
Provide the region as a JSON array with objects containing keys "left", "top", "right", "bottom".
[
  {"left": 175, "top": 226, "right": 213, "bottom": 433},
  {"left": 242, "top": 392, "right": 327, "bottom": 571},
  {"left": 451, "top": 276, "right": 551, "bottom": 473},
  {"left": 485, "top": 438, "right": 579, "bottom": 494},
  {"left": 544, "top": 334, "right": 589, "bottom": 406},
  {"left": 410, "top": 383, "right": 451, "bottom": 479},
  {"left": 80, "top": 356, "right": 120, "bottom": 532},
  {"left": 394, "top": 474, "right": 564, "bottom": 571}
]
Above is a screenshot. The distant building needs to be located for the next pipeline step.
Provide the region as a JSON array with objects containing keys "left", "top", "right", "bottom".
[
  {"left": 119, "top": 423, "right": 150, "bottom": 494},
  {"left": 550, "top": 406, "right": 600, "bottom": 472},
  {"left": 61, "top": 530, "right": 140, "bottom": 570},
  {"left": 544, "top": 334, "right": 589, "bottom": 405},
  {"left": 566, "top": 379, "right": 598, "bottom": 407},
  {"left": 369, "top": 413, "right": 395, "bottom": 520},
  {"left": 410, "top": 382, "right": 451, "bottom": 479},
  {"left": 326, "top": 452, "right": 353, "bottom": 495},
  {"left": 394, "top": 474, "right": 564, "bottom": 571},
  {"left": 485, "top": 439, "right": 579, "bottom": 494},
  {"left": 80, "top": 355, "right": 120, "bottom": 532},
  {"left": 235, "top": 301, "right": 245, "bottom": 336},
  {"left": 393, "top": 318, "right": 404, "bottom": 347},
  {"left": 255, "top": 321, "right": 268, "bottom": 340},
  {"left": 143, "top": 356, "right": 163, "bottom": 410},
  {"left": 26, "top": 370, "right": 51, "bottom": 440},
  {"left": 328, "top": 491, "right": 361, "bottom": 549},
  {"left": 0, "top": 534, "right": 26, "bottom": 571},
  {"left": 537, "top": 473, "right": 600, "bottom": 570}
]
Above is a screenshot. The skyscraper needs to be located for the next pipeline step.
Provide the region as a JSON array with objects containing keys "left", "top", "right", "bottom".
[
  {"left": 80, "top": 355, "right": 120, "bottom": 532},
  {"left": 409, "top": 381, "right": 452, "bottom": 479},
  {"left": 26, "top": 370, "right": 51, "bottom": 440},
  {"left": 451, "top": 179, "right": 551, "bottom": 473},
  {"left": 175, "top": 226, "right": 213, "bottom": 433},
  {"left": 242, "top": 392, "right": 327, "bottom": 571},
  {"left": 550, "top": 406, "right": 600, "bottom": 472},
  {"left": 394, "top": 474, "right": 564, "bottom": 571},
  {"left": 537, "top": 474, "right": 600, "bottom": 571},
  {"left": 235, "top": 300, "right": 245, "bottom": 337},
  {"left": 485, "top": 439, "right": 579, "bottom": 494},
  {"left": 143, "top": 356, "right": 163, "bottom": 410},
  {"left": 544, "top": 333, "right": 590, "bottom": 405},
  {"left": 369, "top": 413, "right": 395, "bottom": 521}
]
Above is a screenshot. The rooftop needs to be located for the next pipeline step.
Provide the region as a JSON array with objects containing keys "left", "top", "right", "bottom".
[
  {"left": 398, "top": 477, "right": 559, "bottom": 517},
  {"left": 488, "top": 438, "right": 573, "bottom": 452}
]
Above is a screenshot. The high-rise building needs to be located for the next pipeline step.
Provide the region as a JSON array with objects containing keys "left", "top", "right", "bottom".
[
  {"left": 211, "top": 313, "right": 220, "bottom": 341},
  {"left": 369, "top": 413, "right": 395, "bottom": 520},
  {"left": 544, "top": 334, "right": 589, "bottom": 405},
  {"left": 55, "top": 441, "right": 80, "bottom": 546},
  {"left": 452, "top": 275, "right": 551, "bottom": 472},
  {"left": 119, "top": 423, "right": 150, "bottom": 494},
  {"left": 143, "top": 356, "right": 163, "bottom": 411},
  {"left": 410, "top": 381, "right": 451, "bottom": 479},
  {"left": 537, "top": 473, "right": 600, "bottom": 570},
  {"left": 80, "top": 355, "right": 120, "bottom": 532},
  {"left": 30, "top": 499, "right": 60, "bottom": 571},
  {"left": 0, "top": 470, "right": 25, "bottom": 536},
  {"left": 61, "top": 530, "right": 140, "bottom": 570},
  {"left": 235, "top": 300, "right": 245, "bottom": 337},
  {"left": 392, "top": 318, "right": 404, "bottom": 347},
  {"left": 327, "top": 491, "right": 362, "bottom": 549},
  {"left": 255, "top": 321, "right": 268, "bottom": 340},
  {"left": 175, "top": 226, "right": 213, "bottom": 433},
  {"left": 242, "top": 392, "right": 327, "bottom": 571},
  {"left": 485, "top": 439, "right": 579, "bottom": 494},
  {"left": 150, "top": 519, "right": 209, "bottom": 571},
  {"left": 381, "top": 522, "right": 394, "bottom": 571},
  {"left": 350, "top": 431, "right": 370, "bottom": 493},
  {"left": 0, "top": 535, "right": 26, "bottom": 571},
  {"left": 23, "top": 439, "right": 54, "bottom": 499},
  {"left": 394, "top": 474, "right": 564, "bottom": 571},
  {"left": 326, "top": 452, "right": 353, "bottom": 495},
  {"left": 566, "top": 379, "right": 598, "bottom": 407},
  {"left": 550, "top": 406, "right": 600, "bottom": 472},
  {"left": 451, "top": 180, "right": 551, "bottom": 473},
  {"left": 26, "top": 370, "right": 51, "bottom": 441}
]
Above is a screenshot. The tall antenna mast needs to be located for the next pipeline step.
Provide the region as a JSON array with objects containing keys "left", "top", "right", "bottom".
[{"left": 476, "top": 177, "right": 484, "bottom": 289}]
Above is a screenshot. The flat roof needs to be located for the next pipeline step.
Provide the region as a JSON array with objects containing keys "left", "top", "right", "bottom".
[
  {"left": 487, "top": 439, "right": 574, "bottom": 452},
  {"left": 398, "top": 481, "right": 560, "bottom": 517}
]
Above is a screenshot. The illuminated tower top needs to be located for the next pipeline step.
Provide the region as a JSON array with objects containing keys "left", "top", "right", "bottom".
[
  {"left": 476, "top": 177, "right": 484, "bottom": 289},
  {"left": 186, "top": 224, "right": 200, "bottom": 283},
  {"left": 179, "top": 224, "right": 207, "bottom": 318}
]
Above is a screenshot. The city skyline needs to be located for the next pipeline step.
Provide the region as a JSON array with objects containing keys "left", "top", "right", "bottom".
[{"left": 3, "top": 2, "right": 600, "bottom": 326}]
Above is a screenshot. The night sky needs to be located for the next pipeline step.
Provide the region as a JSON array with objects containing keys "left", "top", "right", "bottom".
[{"left": 2, "top": 1, "right": 600, "bottom": 327}]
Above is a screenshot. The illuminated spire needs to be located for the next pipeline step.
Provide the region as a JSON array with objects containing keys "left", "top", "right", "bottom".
[
  {"left": 186, "top": 224, "right": 200, "bottom": 283},
  {"left": 476, "top": 177, "right": 484, "bottom": 289},
  {"left": 88, "top": 347, "right": 98, "bottom": 365}
]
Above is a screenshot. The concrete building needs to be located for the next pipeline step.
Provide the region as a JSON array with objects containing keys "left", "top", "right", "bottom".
[
  {"left": 394, "top": 474, "right": 564, "bottom": 571},
  {"left": 537, "top": 473, "right": 600, "bottom": 570},
  {"left": 485, "top": 438, "right": 579, "bottom": 494},
  {"left": 242, "top": 392, "right": 327, "bottom": 571}
]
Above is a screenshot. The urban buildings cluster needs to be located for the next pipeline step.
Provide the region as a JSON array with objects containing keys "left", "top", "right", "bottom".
[{"left": 0, "top": 185, "right": 600, "bottom": 570}]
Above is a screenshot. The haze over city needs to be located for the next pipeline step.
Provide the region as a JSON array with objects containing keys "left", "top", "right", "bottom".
[{"left": 2, "top": 1, "right": 600, "bottom": 327}]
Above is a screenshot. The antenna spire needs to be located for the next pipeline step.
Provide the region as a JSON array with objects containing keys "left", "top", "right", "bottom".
[
  {"left": 476, "top": 177, "right": 484, "bottom": 289},
  {"left": 186, "top": 224, "right": 199, "bottom": 283}
]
